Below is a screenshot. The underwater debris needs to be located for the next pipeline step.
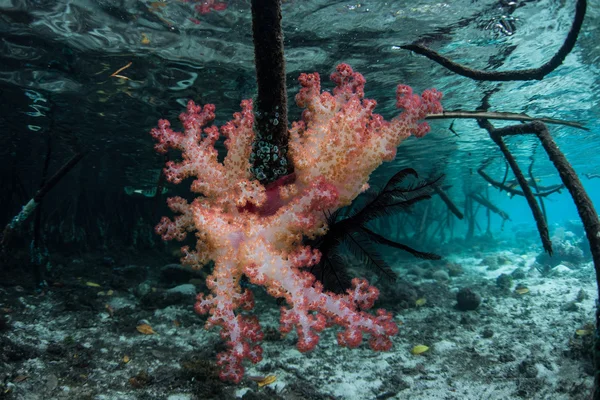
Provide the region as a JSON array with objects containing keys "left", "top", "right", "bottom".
[{"left": 110, "top": 61, "right": 133, "bottom": 81}]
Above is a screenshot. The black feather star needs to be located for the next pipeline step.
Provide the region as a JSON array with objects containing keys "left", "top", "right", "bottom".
[{"left": 307, "top": 168, "right": 442, "bottom": 293}]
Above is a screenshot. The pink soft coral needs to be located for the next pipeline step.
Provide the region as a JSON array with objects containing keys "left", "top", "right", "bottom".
[{"left": 151, "top": 64, "right": 442, "bottom": 383}]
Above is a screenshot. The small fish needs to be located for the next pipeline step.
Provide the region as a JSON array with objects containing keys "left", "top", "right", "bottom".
[
  {"left": 257, "top": 375, "right": 276, "bottom": 387},
  {"left": 411, "top": 345, "right": 429, "bottom": 355},
  {"left": 136, "top": 324, "right": 156, "bottom": 335},
  {"left": 248, "top": 375, "right": 277, "bottom": 387},
  {"left": 515, "top": 287, "right": 529, "bottom": 295}
]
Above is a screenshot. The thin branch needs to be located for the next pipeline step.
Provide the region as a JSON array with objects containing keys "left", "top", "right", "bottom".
[
  {"left": 401, "top": 0, "right": 586, "bottom": 81},
  {"left": 469, "top": 193, "right": 510, "bottom": 221},
  {"left": 478, "top": 168, "right": 564, "bottom": 198},
  {"left": 1, "top": 152, "right": 85, "bottom": 250},
  {"left": 426, "top": 110, "right": 589, "bottom": 131},
  {"left": 360, "top": 227, "right": 441, "bottom": 260},
  {"left": 432, "top": 185, "right": 464, "bottom": 219},
  {"left": 479, "top": 119, "right": 553, "bottom": 254}
]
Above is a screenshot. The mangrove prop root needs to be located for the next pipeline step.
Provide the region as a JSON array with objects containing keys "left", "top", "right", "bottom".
[
  {"left": 433, "top": 185, "right": 464, "bottom": 219},
  {"left": 401, "top": 0, "right": 586, "bottom": 81}
]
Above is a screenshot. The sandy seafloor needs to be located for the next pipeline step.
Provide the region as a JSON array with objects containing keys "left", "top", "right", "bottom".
[{"left": 0, "top": 249, "right": 595, "bottom": 400}]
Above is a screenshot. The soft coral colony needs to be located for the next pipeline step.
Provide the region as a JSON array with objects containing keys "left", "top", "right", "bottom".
[{"left": 150, "top": 64, "right": 443, "bottom": 383}]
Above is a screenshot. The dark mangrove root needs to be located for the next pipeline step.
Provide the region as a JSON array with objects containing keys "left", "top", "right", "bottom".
[
  {"left": 250, "top": 0, "right": 290, "bottom": 182},
  {"left": 469, "top": 193, "right": 510, "bottom": 221},
  {"left": 465, "top": 195, "right": 475, "bottom": 241},
  {"left": 31, "top": 130, "right": 54, "bottom": 286},
  {"left": 477, "top": 168, "right": 565, "bottom": 198},
  {"left": 153, "top": 154, "right": 169, "bottom": 218},
  {"left": 401, "top": 0, "right": 586, "bottom": 81},
  {"left": 1, "top": 152, "right": 84, "bottom": 252},
  {"left": 528, "top": 161, "right": 548, "bottom": 223},
  {"left": 492, "top": 121, "right": 600, "bottom": 397},
  {"left": 433, "top": 185, "right": 464, "bottom": 220},
  {"left": 494, "top": 121, "right": 600, "bottom": 281},
  {"left": 479, "top": 119, "right": 553, "bottom": 254}
]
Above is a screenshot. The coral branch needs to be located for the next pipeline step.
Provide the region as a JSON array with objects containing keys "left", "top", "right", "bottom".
[{"left": 290, "top": 64, "right": 442, "bottom": 205}]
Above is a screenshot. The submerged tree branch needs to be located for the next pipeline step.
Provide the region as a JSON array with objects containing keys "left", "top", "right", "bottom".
[
  {"left": 401, "top": 0, "right": 586, "bottom": 81},
  {"left": 478, "top": 168, "right": 565, "bottom": 198},
  {"left": 494, "top": 121, "right": 600, "bottom": 291},
  {"left": 426, "top": 110, "right": 589, "bottom": 131},
  {"left": 433, "top": 185, "right": 464, "bottom": 220},
  {"left": 469, "top": 193, "right": 510, "bottom": 221},
  {"left": 479, "top": 119, "right": 553, "bottom": 254},
  {"left": 1, "top": 152, "right": 85, "bottom": 251}
]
